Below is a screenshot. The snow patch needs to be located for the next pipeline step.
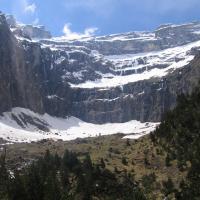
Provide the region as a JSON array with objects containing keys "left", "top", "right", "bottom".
[
  {"left": 54, "top": 56, "right": 65, "bottom": 65},
  {"left": 0, "top": 108, "right": 159, "bottom": 143},
  {"left": 70, "top": 40, "right": 200, "bottom": 88},
  {"left": 46, "top": 95, "right": 64, "bottom": 100}
]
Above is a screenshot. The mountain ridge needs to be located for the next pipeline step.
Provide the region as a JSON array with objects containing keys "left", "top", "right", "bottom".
[{"left": 1, "top": 12, "right": 200, "bottom": 142}]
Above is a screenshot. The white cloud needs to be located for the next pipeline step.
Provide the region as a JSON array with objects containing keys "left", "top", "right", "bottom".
[
  {"left": 62, "top": 23, "right": 98, "bottom": 40},
  {"left": 84, "top": 27, "right": 98, "bottom": 36},
  {"left": 24, "top": 3, "right": 36, "bottom": 14},
  {"left": 32, "top": 18, "right": 39, "bottom": 25}
]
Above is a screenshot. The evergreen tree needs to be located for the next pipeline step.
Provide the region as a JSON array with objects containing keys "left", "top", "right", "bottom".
[
  {"left": 43, "top": 171, "right": 61, "bottom": 200},
  {"left": 0, "top": 150, "right": 9, "bottom": 199},
  {"left": 162, "top": 178, "right": 175, "bottom": 196},
  {"left": 154, "top": 82, "right": 200, "bottom": 199},
  {"left": 100, "top": 158, "right": 105, "bottom": 169},
  {"left": 9, "top": 171, "right": 27, "bottom": 200},
  {"left": 0, "top": 148, "right": 146, "bottom": 200},
  {"left": 26, "top": 163, "right": 44, "bottom": 200}
]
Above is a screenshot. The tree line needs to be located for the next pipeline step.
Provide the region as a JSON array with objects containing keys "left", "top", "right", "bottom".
[{"left": 0, "top": 149, "right": 146, "bottom": 200}]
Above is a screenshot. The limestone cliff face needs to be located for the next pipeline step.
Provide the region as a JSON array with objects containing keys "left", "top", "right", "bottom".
[
  {"left": 0, "top": 14, "right": 71, "bottom": 116},
  {"left": 70, "top": 57, "right": 200, "bottom": 123},
  {"left": 0, "top": 14, "right": 44, "bottom": 113},
  {"left": 1, "top": 13, "right": 200, "bottom": 124}
]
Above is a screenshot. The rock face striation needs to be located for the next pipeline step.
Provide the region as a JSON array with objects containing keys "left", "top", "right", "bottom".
[{"left": 1, "top": 13, "right": 200, "bottom": 124}]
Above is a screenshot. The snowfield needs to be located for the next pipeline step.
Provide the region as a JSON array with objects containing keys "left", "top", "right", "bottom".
[
  {"left": 0, "top": 108, "right": 159, "bottom": 143},
  {"left": 70, "top": 40, "right": 200, "bottom": 88}
]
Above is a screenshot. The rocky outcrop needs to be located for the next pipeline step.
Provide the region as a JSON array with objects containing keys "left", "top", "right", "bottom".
[
  {"left": 70, "top": 56, "right": 200, "bottom": 123},
  {"left": 6, "top": 14, "right": 51, "bottom": 39},
  {"left": 20, "top": 25, "right": 51, "bottom": 39}
]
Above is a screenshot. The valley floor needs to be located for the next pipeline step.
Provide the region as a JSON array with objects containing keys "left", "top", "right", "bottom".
[{"left": 1, "top": 134, "right": 185, "bottom": 200}]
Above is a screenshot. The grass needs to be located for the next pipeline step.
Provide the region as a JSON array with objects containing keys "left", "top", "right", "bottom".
[{"left": 1, "top": 134, "right": 187, "bottom": 200}]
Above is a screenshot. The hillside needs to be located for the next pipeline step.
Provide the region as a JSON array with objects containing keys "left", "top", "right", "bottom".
[
  {"left": 153, "top": 83, "right": 200, "bottom": 199},
  {"left": 1, "top": 135, "right": 184, "bottom": 200},
  {"left": 1, "top": 13, "right": 200, "bottom": 142},
  {"left": 2, "top": 83, "right": 200, "bottom": 199}
]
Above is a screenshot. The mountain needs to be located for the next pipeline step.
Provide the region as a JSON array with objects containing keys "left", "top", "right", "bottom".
[{"left": 1, "top": 12, "right": 200, "bottom": 142}]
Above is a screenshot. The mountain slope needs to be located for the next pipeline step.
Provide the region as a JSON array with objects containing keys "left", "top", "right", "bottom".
[
  {"left": 1, "top": 13, "right": 200, "bottom": 141},
  {"left": 153, "top": 83, "right": 200, "bottom": 199}
]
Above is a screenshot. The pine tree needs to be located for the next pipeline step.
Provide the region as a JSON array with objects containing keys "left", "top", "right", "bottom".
[
  {"left": 43, "top": 171, "right": 61, "bottom": 200},
  {"left": 26, "top": 163, "right": 44, "bottom": 200},
  {"left": 0, "top": 150, "right": 9, "bottom": 199},
  {"left": 100, "top": 158, "right": 105, "bottom": 169},
  {"left": 162, "top": 178, "right": 175, "bottom": 196},
  {"left": 122, "top": 157, "right": 128, "bottom": 165},
  {"left": 9, "top": 171, "right": 27, "bottom": 200}
]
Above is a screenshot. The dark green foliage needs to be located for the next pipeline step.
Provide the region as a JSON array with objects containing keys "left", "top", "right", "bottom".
[
  {"left": 154, "top": 83, "right": 200, "bottom": 199},
  {"left": 100, "top": 158, "right": 105, "bottom": 169},
  {"left": 63, "top": 149, "right": 79, "bottom": 171},
  {"left": 175, "top": 160, "right": 200, "bottom": 200},
  {"left": 141, "top": 173, "right": 156, "bottom": 194},
  {"left": 0, "top": 149, "right": 9, "bottom": 200},
  {"left": 144, "top": 156, "right": 150, "bottom": 166},
  {"left": 9, "top": 171, "right": 27, "bottom": 200},
  {"left": 121, "top": 156, "right": 128, "bottom": 165},
  {"left": 165, "top": 154, "right": 171, "bottom": 167},
  {"left": 0, "top": 149, "right": 146, "bottom": 200},
  {"left": 162, "top": 178, "right": 175, "bottom": 196}
]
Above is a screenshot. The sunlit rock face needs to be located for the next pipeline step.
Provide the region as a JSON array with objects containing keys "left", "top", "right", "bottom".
[
  {"left": 6, "top": 14, "right": 52, "bottom": 39},
  {"left": 1, "top": 13, "right": 200, "bottom": 124}
]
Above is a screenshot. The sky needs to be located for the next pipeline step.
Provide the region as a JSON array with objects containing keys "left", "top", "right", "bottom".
[{"left": 0, "top": 0, "right": 200, "bottom": 39}]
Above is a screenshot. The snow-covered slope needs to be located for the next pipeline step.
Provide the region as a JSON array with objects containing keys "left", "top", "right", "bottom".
[
  {"left": 1, "top": 13, "right": 200, "bottom": 135},
  {"left": 0, "top": 108, "right": 159, "bottom": 143},
  {"left": 8, "top": 17, "right": 200, "bottom": 88},
  {"left": 37, "top": 22, "right": 200, "bottom": 88},
  {"left": 71, "top": 41, "right": 199, "bottom": 88}
]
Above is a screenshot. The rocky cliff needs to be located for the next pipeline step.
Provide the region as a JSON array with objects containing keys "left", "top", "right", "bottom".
[
  {"left": 1, "top": 13, "right": 200, "bottom": 125},
  {"left": 0, "top": 13, "right": 71, "bottom": 117}
]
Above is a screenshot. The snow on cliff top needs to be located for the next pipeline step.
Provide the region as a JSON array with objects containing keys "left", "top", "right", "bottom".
[{"left": 70, "top": 40, "right": 200, "bottom": 88}]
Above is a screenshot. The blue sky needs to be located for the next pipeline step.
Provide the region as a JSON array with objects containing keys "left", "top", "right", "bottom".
[{"left": 0, "top": 0, "right": 200, "bottom": 38}]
